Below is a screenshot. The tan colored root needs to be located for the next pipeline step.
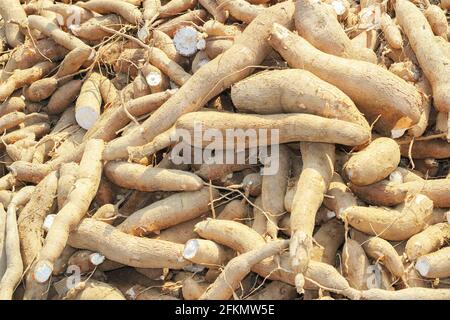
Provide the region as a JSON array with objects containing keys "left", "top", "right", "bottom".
[
  {"left": 68, "top": 218, "right": 190, "bottom": 269},
  {"left": 32, "top": 139, "right": 104, "bottom": 283},
  {"left": 351, "top": 230, "right": 405, "bottom": 278},
  {"left": 342, "top": 239, "right": 371, "bottom": 290},
  {"left": 199, "top": 240, "right": 289, "bottom": 300},
  {"left": 343, "top": 194, "right": 434, "bottom": 241},
  {"left": 231, "top": 69, "right": 369, "bottom": 129},
  {"left": 118, "top": 188, "right": 217, "bottom": 236},
  {"left": 344, "top": 138, "right": 400, "bottom": 186},
  {"left": 183, "top": 238, "right": 234, "bottom": 268},
  {"left": 405, "top": 223, "right": 450, "bottom": 261},
  {"left": 175, "top": 112, "right": 370, "bottom": 148},
  {"left": 104, "top": 161, "right": 203, "bottom": 192},
  {"left": 18, "top": 171, "right": 58, "bottom": 269},
  {"left": 395, "top": 0, "right": 450, "bottom": 113},
  {"left": 415, "top": 246, "right": 450, "bottom": 278},
  {"left": 268, "top": 23, "right": 422, "bottom": 137},
  {"left": 290, "top": 143, "right": 335, "bottom": 274},
  {"left": 103, "top": 2, "right": 295, "bottom": 160},
  {"left": 77, "top": 0, "right": 142, "bottom": 24}
]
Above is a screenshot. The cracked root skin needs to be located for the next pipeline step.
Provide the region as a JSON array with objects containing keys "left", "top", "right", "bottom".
[{"left": 268, "top": 23, "right": 422, "bottom": 136}]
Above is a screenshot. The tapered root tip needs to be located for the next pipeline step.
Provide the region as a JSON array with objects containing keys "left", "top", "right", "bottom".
[
  {"left": 183, "top": 239, "right": 199, "bottom": 260},
  {"left": 34, "top": 261, "right": 53, "bottom": 283},
  {"left": 75, "top": 106, "right": 100, "bottom": 130},
  {"left": 415, "top": 258, "right": 430, "bottom": 277}
]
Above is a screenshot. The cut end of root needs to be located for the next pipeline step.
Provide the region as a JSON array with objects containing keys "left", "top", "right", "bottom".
[
  {"left": 415, "top": 258, "right": 430, "bottom": 277},
  {"left": 89, "top": 253, "right": 106, "bottom": 266},
  {"left": 330, "top": 0, "right": 347, "bottom": 15},
  {"left": 34, "top": 261, "right": 53, "bottom": 283},
  {"left": 75, "top": 106, "right": 100, "bottom": 130},
  {"left": 145, "top": 72, "right": 162, "bottom": 87},
  {"left": 326, "top": 210, "right": 336, "bottom": 219},
  {"left": 183, "top": 239, "right": 199, "bottom": 260},
  {"left": 174, "top": 26, "right": 204, "bottom": 57},
  {"left": 43, "top": 214, "right": 56, "bottom": 232},
  {"left": 391, "top": 127, "right": 408, "bottom": 139}
]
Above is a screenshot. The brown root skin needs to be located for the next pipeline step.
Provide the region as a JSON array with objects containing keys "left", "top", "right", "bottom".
[
  {"left": 103, "top": 2, "right": 295, "bottom": 160},
  {"left": 117, "top": 188, "right": 217, "bottom": 236},
  {"left": 313, "top": 219, "right": 344, "bottom": 266},
  {"left": 231, "top": 69, "right": 369, "bottom": 130},
  {"left": 72, "top": 14, "right": 122, "bottom": 42},
  {"left": 262, "top": 146, "right": 290, "bottom": 239},
  {"left": 18, "top": 171, "right": 58, "bottom": 269},
  {"left": 57, "top": 162, "right": 79, "bottom": 210},
  {"left": 68, "top": 218, "right": 190, "bottom": 269},
  {"left": 182, "top": 278, "right": 210, "bottom": 300},
  {"left": 398, "top": 139, "right": 450, "bottom": 159},
  {"left": 405, "top": 223, "right": 450, "bottom": 261},
  {"left": 157, "top": 9, "right": 208, "bottom": 37},
  {"left": 246, "top": 281, "right": 297, "bottom": 300},
  {"left": 127, "top": 126, "right": 175, "bottom": 162},
  {"left": 75, "top": 73, "right": 103, "bottom": 131},
  {"left": 380, "top": 13, "right": 403, "bottom": 50},
  {"left": 268, "top": 23, "right": 422, "bottom": 137},
  {"left": 344, "top": 138, "right": 400, "bottom": 186},
  {"left": 183, "top": 238, "right": 235, "bottom": 268},
  {"left": 216, "top": 0, "right": 263, "bottom": 24},
  {"left": 64, "top": 280, "right": 125, "bottom": 300},
  {"left": 0, "top": 0, "right": 27, "bottom": 48},
  {"left": 104, "top": 161, "right": 203, "bottom": 192},
  {"left": 200, "top": 240, "right": 289, "bottom": 300},
  {"left": 424, "top": 5, "right": 448, "bottom": 38},
  {"left": 295, "top": 0, "right": 375, "bottom": 63},
  {"left": 85, "top": 90, "right": 174, "bottom": 142},
  {"left": 32, "top": 139, "right": 104, "bottom": 283},
  {"left": 351, "top": 230, "right": 405, "bottom": 278},
  {"left": 0, "top": 61, "right": 55, "bottom": 102},
  {"left": 323, "top": 173, "right": 357, "bottom": 218},
  {"left": 175, "top": 112, "right": 370, "bottom": 148},
  {"left": 143, "top": 0, "right": 161, "bottom": 21},
  {"left": 415, "top": 247, "right": 450, "bottom": 278},
  {"left": 27, "top": 15, "right": 92, "bottom": 54},
  {"left": 342, "top": 239, "right": 370, "bottom": 290},
  {"left": 159, "top": 0, "right": 196, "bottom": 18},
  {"left": 199, "top": 0, "right": 228, "bottom": 23},
  {"left": 151, "top": 29, "right": 185, "bottom": 65},
  {"left": 216, "top": 199, "right": 248, "bottom": 221},
  {"left": 0, "top": 188, "right": 35, "bottom": 300},
  {"left": 205, "top": 39, "right": 234, "bottom": 59},
  {"left": 290, "top": 142, "right": 335, "bottom": 274},
  {"left": 343, "top": 194, "right": 434, "bottom": 241},
  {"left": 395, "top": 0, "right": 450, "bottom": 113},
  {"left": 46, "top": 80, "right": 83, "bottom": 115},
  {"left": 23, "top": 78, "right": 58, "bottom": 102},
  {"left": 77, "top": 0, "right": 143, "bottom": 24}
]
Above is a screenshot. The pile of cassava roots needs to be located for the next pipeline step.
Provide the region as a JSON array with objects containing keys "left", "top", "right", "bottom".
[{"left": 0, "top": 0, "right": 450, "bottom": 300}]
